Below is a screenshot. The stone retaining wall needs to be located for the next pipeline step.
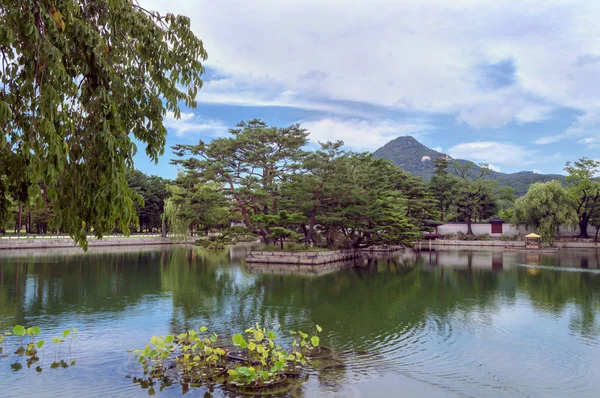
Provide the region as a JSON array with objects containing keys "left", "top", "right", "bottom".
[
  {"left": 0, "top": 237, "right": 181, "bottom": 250},
  {"left": 427, "top": 240, "right": 523, "bottom": 247},
  {"left": 246, "top": 249, "right": 362, "bottom": 265},
  {"left": 427, "top": 240, "right": 600, "bottom": 249},
  {"left": 362, "top": 245, "right": 405, "bottom": 252}
]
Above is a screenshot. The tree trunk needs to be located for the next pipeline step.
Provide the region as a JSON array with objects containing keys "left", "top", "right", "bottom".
[
  {"left": 161, "top": 216, "right": 167, "bottom": 238},
  {"left": 17, "top": 202, "right": 22, "bottom": 234},
  {"left": 279, "top": 238, "right": 284, "bottom": 250},
  {"left": 467, "top": 219, "right": 473, "bottom": 235},
  {"left": 595, "top": 228, "right": 599, "bottom": 242},
  {"left": 579, "top": 220, "right": 590, "bottom": 238}
]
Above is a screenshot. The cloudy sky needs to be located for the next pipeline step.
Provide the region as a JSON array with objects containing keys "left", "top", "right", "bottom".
[{"left": 137, "top": 0, "right": 600, "bottom": 178}]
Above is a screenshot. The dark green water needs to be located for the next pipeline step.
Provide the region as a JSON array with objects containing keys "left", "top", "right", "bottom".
[{"left": 1, "top": 245, "right": 600, "bottom": 397}]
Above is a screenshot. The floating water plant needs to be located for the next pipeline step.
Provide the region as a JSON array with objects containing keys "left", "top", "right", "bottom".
[
  {"left": 132, "top": 323, "right": 336, "bottom": 395},
  {"left": 225, "top": 324, "right": 293, "bottom": 395},
  {"left": 2, "top": 325, "right": 78, "bottom": 373},
  {"left": 291, "top": 324, "right": 332, "bottom": 359},
  {"left": 134, "top": 326, "right": 228, "bottom": 385}
]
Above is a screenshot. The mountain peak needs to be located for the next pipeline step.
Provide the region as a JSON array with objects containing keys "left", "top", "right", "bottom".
[{"left": 373, "top": 136, "right": 564, "bottom": 196}]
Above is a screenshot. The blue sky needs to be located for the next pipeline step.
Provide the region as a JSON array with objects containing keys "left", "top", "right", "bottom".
[{"left": 137, "top": 0, "right": 600, "bottom": 179}]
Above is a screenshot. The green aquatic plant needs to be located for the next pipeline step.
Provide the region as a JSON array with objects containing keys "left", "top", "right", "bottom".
[
  {"left": 175, "top": 327, "right": 227, "bottom": 379},
  {"left": 3, "top": 325, "right": 77, "bottom": 372},
  {"left": 134, "top": 326, "right": 227, "bottom": 382},
  {"left": 291, "top": 324, "right": 327, "bottom": 357},
  {"left": 134, "top": 334, "right": 176, "bottom": 376},
  {"left": 132, "top": 324, "right": 337, "bottom": 395},
  {"left": 227, "top": 324, "right": 288, "bottom": 388},
  {"left": 10, "top": 325, "right": 43, "bottom": 367}
]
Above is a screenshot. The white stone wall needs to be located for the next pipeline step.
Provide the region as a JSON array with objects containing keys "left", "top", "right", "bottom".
[{"left": 436, "top": 223, "right": 595, "bottom": 237}]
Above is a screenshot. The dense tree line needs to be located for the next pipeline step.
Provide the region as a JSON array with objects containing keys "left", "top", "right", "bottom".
[
  {"left": 2, "top": 170, "right": 171, "bottom": 236},
  {"left": 428, "top": 156, "right": 508, "bottom": 233}
]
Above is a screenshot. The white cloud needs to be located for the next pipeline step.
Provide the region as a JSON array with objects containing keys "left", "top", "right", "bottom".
[
  {"left": 533, "top": 134, "right": 565, "bottom": 145},
  {"left": 164, "top": 111, "right": 227, "bottom": 137},
  {"left": 487, "top": 164, "right": 501, "bottom": 172},
  {"left": 141, "top": 0, "right": 600, "bottom": 129},
  {"left": 536, "top": 110, "right": 600, "bottom": 146},
  {"left": 448, "top": 141, "right": 560, "bottom": 167},
  {"left": 300, "top": 118, "right": 436, "bottom": 151},
  {"left": 456, "top": 89, "right": 553, "bottom": 129},
  {"left": 432, "top": 146, "right": 443, "bottom": 152}
]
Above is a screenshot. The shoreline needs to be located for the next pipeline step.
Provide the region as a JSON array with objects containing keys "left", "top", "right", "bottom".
[
  {"left": 423, "top": 239, "right": 600, "bottom": 249},
  {"left": 0, "top": 236, "right": 185, "bottom": 251}
]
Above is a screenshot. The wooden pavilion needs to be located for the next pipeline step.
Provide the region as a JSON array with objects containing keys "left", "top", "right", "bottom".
[{"left": 524, "top": 233, "right": 542, "bottom": 249}]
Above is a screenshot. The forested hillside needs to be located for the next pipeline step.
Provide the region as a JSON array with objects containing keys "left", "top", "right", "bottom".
[{"left": 373, "top": 136, "right": 566, "bottom": 196}]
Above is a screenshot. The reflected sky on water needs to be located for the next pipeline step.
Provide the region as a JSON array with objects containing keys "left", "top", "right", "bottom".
[{"left": 1, "top": 245, "right": 600, "bottom": 397}]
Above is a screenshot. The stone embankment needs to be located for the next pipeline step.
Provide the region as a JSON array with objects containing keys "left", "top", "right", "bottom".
[
  {"left": 0, "top": 236, "right": 180, "bottom": 250},
  {"left": 246, "top": 249, "right": 361, "bottom": 265},
  {"left": 246, "top": 245, "right": 406, "bottom": 265},
  {"left": 426, "top": 240, "right": 600, "bottom": 249}
]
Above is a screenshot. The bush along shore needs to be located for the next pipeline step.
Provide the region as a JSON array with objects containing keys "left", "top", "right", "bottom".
[{"left": 131, "top": 324, "right": 341, "bottom": 396}]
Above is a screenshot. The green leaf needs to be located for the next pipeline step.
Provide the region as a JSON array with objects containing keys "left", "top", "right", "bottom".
[
  {"left": 270, "top": 360, "right": 284, "bottom": 372},
  {"left": 62, "top": 329, "right": 70, "bottom": 338},
  {"left": 316, "top": 325, "right": 323, "bottom": 333},
  {"left": 12, "top": 325, "right": 25, "bottom": 337},
  {"left": 311, "top": 336, "right": 320, "bottom": 347},
  {"left": 199, "top": 326, "right": 208, "bottom": 332},
  {"left": 32, "top": 326, "right": 41, "bottom": 336},
  {"left": 232, "top": 333, "right": 245, "bottom": 347},
  {"left": 164, "top": 335, "right": 174, "bottom": 345},
  {"left": 36, "top": 340, "right": 45, "bottom": 349},
  {"left": 52, "top": 337, "right": 61, "bottom": 344}
]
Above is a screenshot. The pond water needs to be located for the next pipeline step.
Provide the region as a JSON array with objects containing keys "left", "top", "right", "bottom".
[{"left": 1, "top": 245, "right": 600, "bottom": 397}]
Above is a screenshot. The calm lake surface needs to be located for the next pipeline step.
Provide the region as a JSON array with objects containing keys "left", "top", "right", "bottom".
[{"left": 1, "top": 245, "right": 600, "bottom": 397}]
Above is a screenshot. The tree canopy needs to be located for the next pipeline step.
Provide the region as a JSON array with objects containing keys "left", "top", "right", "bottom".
[
  {"left": 564, "top": 158, "right": 600, "bottom": 238},
  {"left": 513, "top": 180, "right": 576, "bottom": 245},
  {"left": 0, "top": 0, "right": 206, "bottom": 247},
  {"left": 172, "top": 120, "right": 434, "bottom": 249},
  {"left": 172, "top": 119, "right": 309, "bottom": 243}
]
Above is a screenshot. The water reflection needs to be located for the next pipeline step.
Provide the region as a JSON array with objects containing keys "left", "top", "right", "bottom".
[{"left": 0, "top": 246, "right": 600, "bottom": 397}]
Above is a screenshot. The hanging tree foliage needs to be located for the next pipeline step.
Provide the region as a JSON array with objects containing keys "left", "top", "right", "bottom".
[
  {"left": 513, "top": 180, "right": 577, "bottom": 245},
  {"left": 0, "top": 0, "right": 207, "bottom": 247}
]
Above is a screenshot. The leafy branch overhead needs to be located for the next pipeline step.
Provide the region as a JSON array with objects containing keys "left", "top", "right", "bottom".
[{"left": 0, "top": 0, "right": 207, "bottom": 247}]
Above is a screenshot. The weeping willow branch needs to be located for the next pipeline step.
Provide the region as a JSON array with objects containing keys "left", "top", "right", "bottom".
[{"left": 163, "top": 198, "right": 188, "bottom": 241}]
